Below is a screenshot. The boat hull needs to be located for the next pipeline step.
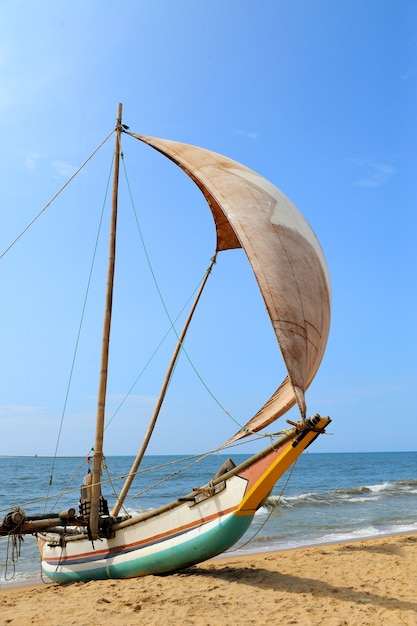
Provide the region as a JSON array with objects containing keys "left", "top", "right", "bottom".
[
  {"left": 39, "top": 416, "right": 330, "bottom": 583},
  {"left": 39, "top": 508, "right": 253, "bottom": 584}
]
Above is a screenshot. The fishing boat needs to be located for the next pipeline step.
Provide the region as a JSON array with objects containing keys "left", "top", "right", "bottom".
[{"left": 0, "top": 104, "right": 331, "bottom": 583}]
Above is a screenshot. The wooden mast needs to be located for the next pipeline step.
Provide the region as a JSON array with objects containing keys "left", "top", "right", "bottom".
[{"left": 89, "top": 103, "right": 122, "bottom": 537}]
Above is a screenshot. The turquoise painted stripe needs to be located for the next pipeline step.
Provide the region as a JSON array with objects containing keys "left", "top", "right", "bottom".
[{"left": 43, "top": 512, "right": 254, "bottom": 584}]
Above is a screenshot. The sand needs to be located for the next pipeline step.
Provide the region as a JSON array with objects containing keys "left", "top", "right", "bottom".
[{"left": 1, "top": 533, "right": 416, "bottom": 625}]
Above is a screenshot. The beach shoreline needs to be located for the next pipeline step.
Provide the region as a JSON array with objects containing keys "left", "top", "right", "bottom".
[{"left": 1, "top": 532, "right": 416, "bottom": 624}]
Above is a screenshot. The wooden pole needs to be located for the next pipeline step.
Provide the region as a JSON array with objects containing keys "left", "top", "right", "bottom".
[
  {"left": 89, "top": 103, "right": 122, "bottom": 537},
  {"left": 111, "top": 254, "right": 217, "bottom": 518}
]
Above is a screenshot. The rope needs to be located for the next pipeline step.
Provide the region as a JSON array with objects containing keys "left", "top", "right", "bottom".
[
  {"left": 101, "top": 456, "right": 129, "bottom": 516},
  {"left": 3, "top": 533, "right": 23, "bottom": 581},
  {"left": 47, "top": 456, "right": 91, "bottom": 512},
  {"left": 3, "top": 510, "right": 26, "bottom": 581},
  {"left": 3, "top": 132, "right": 274, "bottom": 519},
  {"left": 119, "top": 150, "right": 245, "bottom": 433},
  {"left": 0, "top": 450, "right": 219, "bottom": 516},
  {"left": 0, "top": 130, "right": 114, "bottom": 261},
  {"left": 44, "top": 150, "right": 115, "bottom": 510},
  {"left": 0, "top": 433, "right": 281, "bottom": 520},
  {"left": 119, "top": 434, "right": 280, "bottom": 507},
  {"left": 0, "top": 128, "right": 115, "bottom": 507},
  {"left": 123, "top": 449, "right": 219, "bottom": 505}
]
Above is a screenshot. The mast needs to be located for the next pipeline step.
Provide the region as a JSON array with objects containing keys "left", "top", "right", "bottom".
[
  {"left": 111, "top": 254, "right": 217, "bottom": 518},
  {"left": 89, "top": 103, "right": 123, "bottom": 537}
]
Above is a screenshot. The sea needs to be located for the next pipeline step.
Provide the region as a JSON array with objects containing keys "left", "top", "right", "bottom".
[{"left": 0, "top": 451, "right": 416, "bottom": 587}]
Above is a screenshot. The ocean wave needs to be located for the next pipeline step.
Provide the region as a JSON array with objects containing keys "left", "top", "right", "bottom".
[{"left": 265, "top": 478, "right": 417, "bottom": 509}]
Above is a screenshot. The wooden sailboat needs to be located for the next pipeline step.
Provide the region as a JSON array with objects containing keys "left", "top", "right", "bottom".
[{"left": 0, "top": 104, "right": 331, "bottom": 583}]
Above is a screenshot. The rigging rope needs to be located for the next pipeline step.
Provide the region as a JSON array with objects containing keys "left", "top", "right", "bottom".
[
  {"left": 0, "top": 130, "right": 114, "bottom": 261},
  {"left": 0, "top": 432, "right": 287, "bottom": 520},
  {"left": 44, "top": 152, "right": 115, "bottom": 510},
  {"left": 4, "top": 133, "right": 258, "bottom": 514},
  {"left": 4, "top": 533, "right": 23, "bottom": 581},
  {"left": 0, "top": 126, "right": 116, "bottom": 508},
  {"left": 119, "top": 152, "right": 246, "bottom": 432}
]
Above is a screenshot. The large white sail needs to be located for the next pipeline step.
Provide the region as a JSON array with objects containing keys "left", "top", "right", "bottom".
[{"left": 131, "top": 134, "right": 331, "bottom": 438}]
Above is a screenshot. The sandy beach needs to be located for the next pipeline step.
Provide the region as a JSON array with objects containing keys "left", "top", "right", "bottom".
[{"left": 1, "top": 533, "right": 416, "bottom": 625}]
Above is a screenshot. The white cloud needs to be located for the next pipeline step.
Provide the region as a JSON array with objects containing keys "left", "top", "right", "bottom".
[
  {"left": 52, "top": 160, "right": 77, "bottom": 179},
  {"left": 349, "top": 158, "right": 396, "bottom": 188},
  {"left": 0, "top": 404, "right": 45, "bottom": 416}
]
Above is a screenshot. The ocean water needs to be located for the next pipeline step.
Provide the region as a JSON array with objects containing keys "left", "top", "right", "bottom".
[{"left": 0, "top": 451, "right": 416, "bottom": 586}]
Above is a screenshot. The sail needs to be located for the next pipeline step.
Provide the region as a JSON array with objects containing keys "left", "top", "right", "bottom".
[{"left": 130, "top": 134, "right": 331, "bottom": 440}]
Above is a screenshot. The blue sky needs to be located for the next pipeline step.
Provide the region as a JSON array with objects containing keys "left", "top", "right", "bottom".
[{"left": 0, "top": 1, "right": 415, "bottom": 456}]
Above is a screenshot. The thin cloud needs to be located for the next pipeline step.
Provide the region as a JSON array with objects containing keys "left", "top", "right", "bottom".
[
  {"left": 349, "top": 158, "right": 396, "bottom": 188},
  {"left": 25, "top": 153, "right": 41, "bottom": 171},
  {"left": 0, "top": 404, "right": 45, "bottom": 417},
  {"left": 52, "top": 160, "right": 77, "bottom": 179},
  {"left": 23, "top": 155, "right": 77, "bottom": 179},
  {"left": 234, "top": 129, "right": 259, "bottom": 139},
  {"left": 400, "top": 67, "right": 416, "bottom": 82}
]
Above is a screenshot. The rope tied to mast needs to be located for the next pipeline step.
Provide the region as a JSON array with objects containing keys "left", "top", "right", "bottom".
[{"left": 0, "top": 130, "right": 114, "bottom": 262}]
